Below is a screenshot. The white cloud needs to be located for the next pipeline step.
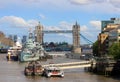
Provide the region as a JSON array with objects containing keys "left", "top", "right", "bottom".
[
  {"left": 1, "top": 0, "right": 120, "bottom": 14},
  {"left": 27, "top": 20, "right": 39, "bottom": 27},
  {"left": 0, "top": 16, "right": 38, "bottom": 28},
  {"left": 79, "top": 20, "right": 101, "bottom": 43},
  {"left": 0, "top": 16, "right": 39, "bottom": 36},
  {"left": 58, "top": 21, "right": 73, "bottom": 30},
  {"left": 58, "top": 33, "right": 72, "bottom": 38},
  {"left": 57, "top": 21, "right": 73, "bottom": 39},
  {"left": 39, "top": 14, "right": 46, "bottom": 19},
  {"left": 24, "top": 0, "right": 39, "bottom": 2},
  {"left": 70, "top": 0, "right": 91, "bottom": 5},
  {"left": 90, "top": 20, "right": 101, "bottom": 30},
  {"left": 45, "top": 26, "right": 61, "bottom": 31},
  {"left": 44, "top": 21, "right": 73, "bottom": 38},
  {"left": 69, "top": 0, "right": 105, "bottom": 5},
  {"left": 0, "top": 16, "right": 28, "bottom": 28},
  {"left": 69, "top": 0, "right": 120, "bottom": 14},
  {"left": 81, "top": 25, "right": 88, "bottom": 31},
  {"left": 44, "top": 21, "right": 73, "bottom": 31},
  {"left": 81, "top": 25, "right": 94, "bottom": 38},
  {"left": 109, "top": 0, "right": 120, "bottom": 8}
]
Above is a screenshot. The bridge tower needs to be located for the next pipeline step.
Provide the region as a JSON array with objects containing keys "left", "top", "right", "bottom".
[
  {"left": 72, "top": 22, "right": 81, "bottom": 54},
  {"left": 35, "top": 22, "right": 43, "bottom": 44}
]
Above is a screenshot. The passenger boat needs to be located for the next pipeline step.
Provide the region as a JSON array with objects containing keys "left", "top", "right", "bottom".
[
  {"left": 43, "top": 65, "right": 64, "bottom": 78},
  {"left": 6, "top": 41, "right": 22, "bottom": 61},
  {"left": 24, "top": 61, "right": 44, "bottom": 76}
]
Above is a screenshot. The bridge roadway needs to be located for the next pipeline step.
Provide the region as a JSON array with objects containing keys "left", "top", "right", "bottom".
[
  {"left": 43, "top": 30, "right": 72, "bottom": 33},
  {"left": 43, "top": 60, "right": 91, "bottom": 69}
]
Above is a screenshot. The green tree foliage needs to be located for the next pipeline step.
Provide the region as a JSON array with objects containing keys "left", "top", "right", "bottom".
[
  {"left": 93, "top": 40, "right": 99, "bottom": 56},
  {"left": 108, "top": 42, "right": 120, "bottom": 60}
]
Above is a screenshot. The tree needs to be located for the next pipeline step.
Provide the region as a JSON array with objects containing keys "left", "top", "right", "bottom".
[
  {"left": 93, "top": 40, "right": 99, "bottom": 56},
  {"left": 108, "top": 42, "right": 120, "bottom": 60},
  {"left": 48, "top": 42, "right": 56, "bottom": 47}
]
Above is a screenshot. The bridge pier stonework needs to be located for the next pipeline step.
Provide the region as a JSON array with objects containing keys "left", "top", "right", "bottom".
[{"left": 72, "top": 22, "right": 81, "bottom": 54}]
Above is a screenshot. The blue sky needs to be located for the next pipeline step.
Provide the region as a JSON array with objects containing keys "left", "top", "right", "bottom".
[{"left": 0, "top": 0, "right": 120, "bottom": 44}]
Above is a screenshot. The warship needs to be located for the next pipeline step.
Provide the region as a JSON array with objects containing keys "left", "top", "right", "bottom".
[{"left": 18, "top": 32, "right": 52, "bottom": 62}]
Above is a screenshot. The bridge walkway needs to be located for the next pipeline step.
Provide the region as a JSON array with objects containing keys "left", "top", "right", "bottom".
[{"left": 43, "top": 61, "right": 92, "bottom": 69}]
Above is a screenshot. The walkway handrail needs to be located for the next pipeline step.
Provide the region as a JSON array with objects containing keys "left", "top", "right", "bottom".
[{"left": 43, "top": 61, "right": 91, "bottom": 67}]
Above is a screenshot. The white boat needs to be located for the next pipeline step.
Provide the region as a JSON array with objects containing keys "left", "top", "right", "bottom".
[
  {"left": 43, "top": 66, "right": 64, "bottom": 78},
  {"left": 6, "top": 41, "right": 22, "bottom": 61}
]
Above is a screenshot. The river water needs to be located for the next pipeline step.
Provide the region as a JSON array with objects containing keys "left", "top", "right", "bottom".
[{"left": 0, "top": 53, "right": 120, "bottom": 82}]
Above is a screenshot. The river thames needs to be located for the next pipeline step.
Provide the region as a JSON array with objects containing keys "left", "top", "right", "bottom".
[{"left": 0, "top": 53, "right": 120, "bottom": 82}]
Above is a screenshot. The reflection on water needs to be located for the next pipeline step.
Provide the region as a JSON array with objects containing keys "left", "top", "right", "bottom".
[{"left": 0, "top": 54, "right": 120, "bottom": 82}]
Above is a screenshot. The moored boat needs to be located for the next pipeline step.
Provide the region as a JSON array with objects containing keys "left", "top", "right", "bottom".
[
  {"left": 24, "top": 61, "right": 44, "bottom": 76},
  {"left": 18, "top": 32, "right": 52, "bottom": 62},
  {"left": 43, "top": 65, "right": 64, "bottom": 78},
  {"left": 6, "top": 41, "right": 22, "bottom": 61}
]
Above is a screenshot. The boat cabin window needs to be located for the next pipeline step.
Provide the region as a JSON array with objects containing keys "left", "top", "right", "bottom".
[{"left": 48, "top": 69, "right": 60, "bottom": 72}]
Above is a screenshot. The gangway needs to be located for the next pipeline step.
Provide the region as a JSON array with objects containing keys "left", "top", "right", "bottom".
[{"left": 43, "top": 61, "right": 92, "bottom": 69}]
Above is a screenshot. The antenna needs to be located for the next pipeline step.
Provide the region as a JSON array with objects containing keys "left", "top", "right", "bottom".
[{"left": 76, "top": 21, "right": 77, "bottom": 25}]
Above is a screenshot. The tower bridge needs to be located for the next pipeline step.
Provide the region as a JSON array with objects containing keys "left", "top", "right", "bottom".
[{"left": 35, "top": 22, "right": 82, "bottom": 54}]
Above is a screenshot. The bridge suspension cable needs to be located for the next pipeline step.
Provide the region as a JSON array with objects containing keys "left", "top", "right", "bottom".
[{"left": 80, "top": 33, "right": 93, "bottom": 44}]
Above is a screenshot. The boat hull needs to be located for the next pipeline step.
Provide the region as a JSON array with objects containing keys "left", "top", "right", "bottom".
[
  {"left": 6, "top": 55, "right": 18, "bottom": 61},
  {"left": 18, "top": 52, "right": 40, "bottom": 62},
  {"left": 24, "top": 61, "right": 44, "bottom": 76}
]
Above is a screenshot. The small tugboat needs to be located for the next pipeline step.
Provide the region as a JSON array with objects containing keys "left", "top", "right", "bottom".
[{"left": 24, "top": 61, "right": 44, "bottom": 76}]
